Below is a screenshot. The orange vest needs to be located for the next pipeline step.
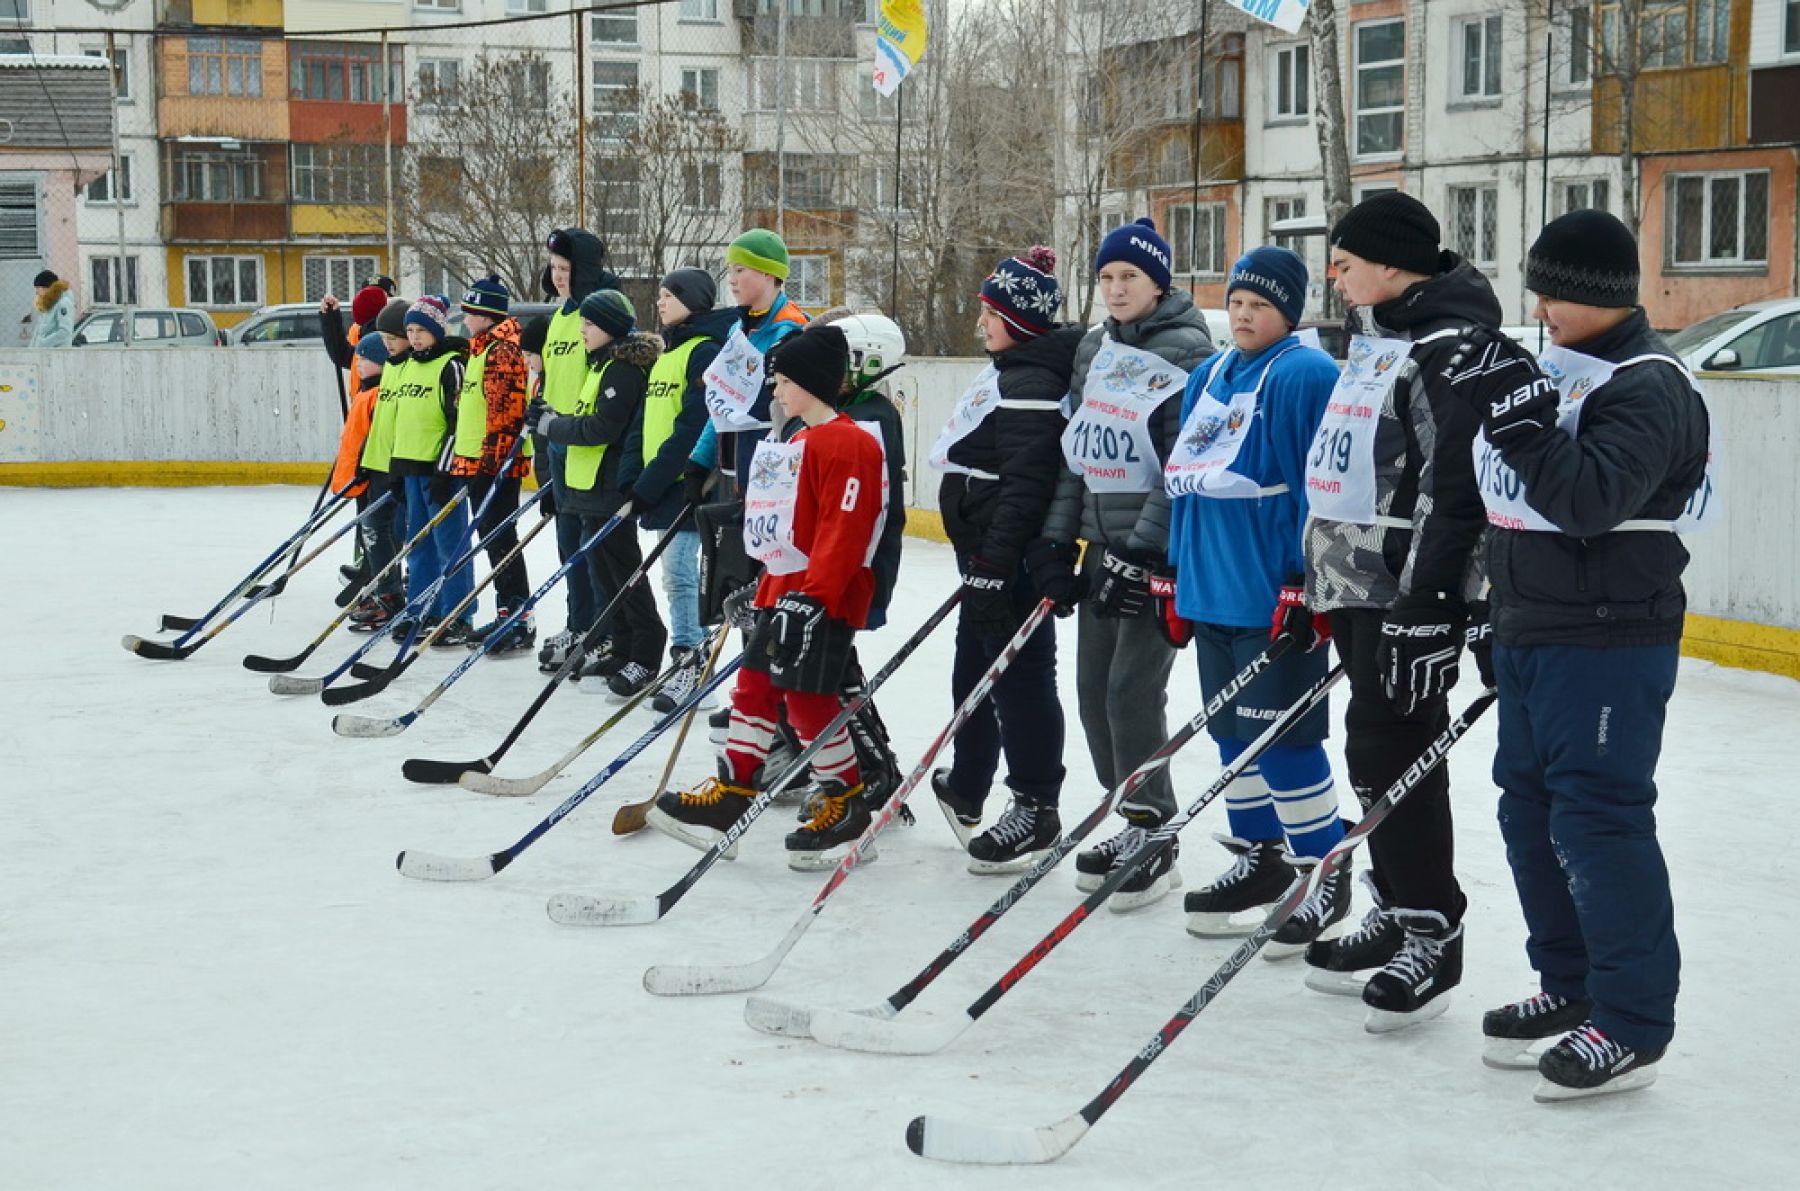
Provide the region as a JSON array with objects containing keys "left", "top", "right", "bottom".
[{"left": 330, "top": 321, "right": 372, "bottom": 496}]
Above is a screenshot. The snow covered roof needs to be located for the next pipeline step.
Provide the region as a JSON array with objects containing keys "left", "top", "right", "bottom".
[{"left": 0, "top": 55, "right": 111, "bottom": 70}]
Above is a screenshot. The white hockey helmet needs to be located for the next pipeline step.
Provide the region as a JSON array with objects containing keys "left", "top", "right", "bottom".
[{"left": 834, "top": 312, "right": 907, "bottom": 388}]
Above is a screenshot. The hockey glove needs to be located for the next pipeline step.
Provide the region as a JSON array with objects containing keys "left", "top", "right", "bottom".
[
  {"left": 1377, "top": 591, "right": 1468, "bottom": 716},
  {"left": 1091, "top": 548, "right": 1156, "bottom": 619},
  {"left": 1151, "top": 568, "right": 1191, "bottom": 648},
  {"left": 1271, "top": 578, "right": 1331, "bottom": 652},
  {"left": 721, "top": 579, "right": 760, "bottom": 633},
  {"left": 1441, "top": 326, "right": 1558, "bottom": 445},
  {"left": 1465, "top": 598, "right": 1495, "bottom": 689},
  {"left": 768, "top": 592, "right": 828, "bottom": 670},
  {"left": 1023, "top": 539, "right": 1086, "bottom": 618},
  {"left": 526, "top": 398, "right": 557, "bottom": 438},
  {"left": 959, "top": 557, "right": 1017, "bottom": 638}
]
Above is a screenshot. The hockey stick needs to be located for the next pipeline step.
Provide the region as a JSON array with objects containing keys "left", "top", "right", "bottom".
[
  {"left": 123, "top": 493, "right": 393, "bottom": 661},
  {"left": 146, "top": 484, "right": 354, "bottom": 639},
  {"left": 612, "top": 624, "right": 733, "bottom": 834},
  {"left": 462, "top": 625, "right": 726, "bottom": 797},
  {"left": 905, "top": 688, "right": 1497, "bottom": 1166},
  {"left": 544, "top": 590, "right": 962, "bottom": 927},
  {"left": 271, "top": 465, "right": 339, "bottom": 592},
  {"left": 397, "top": 504, "right": 701, "bottom": 783},
  {"left": 644, "top": 600, "right": 1054, "bottom": 997},
  {"left": 799, "top": 666, "right": 1344, "bottom": 1056},
  {"left": 744, "top": 634, "right": 1299, "bottom": 1040},
  {"left": 330, "top": 505, "right": 631, "bottom": 737},
  {"left": 394, "top": 654, "right": 746, "bottom": 882}
]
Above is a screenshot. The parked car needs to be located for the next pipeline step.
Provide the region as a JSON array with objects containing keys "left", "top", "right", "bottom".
[
  {"left": 1666, "top": 298, "right": 1800, "bottom": 376},
  {"left": 445, "top": 300, "right": 559, "bottom": 339},
  {"left": 229, "top": 303, "right": 325, "bottom": 348},
  {"left": 73, "top": 307, "right": 222, "bottom": 348}
]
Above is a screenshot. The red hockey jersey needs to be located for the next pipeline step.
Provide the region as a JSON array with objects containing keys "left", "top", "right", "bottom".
[{"left": 754, "top": 413, "right": 887, "bottom": 627}]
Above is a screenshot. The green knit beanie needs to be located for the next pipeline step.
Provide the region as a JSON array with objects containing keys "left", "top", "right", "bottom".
[{"left": 726, "top": 228, "right": 790, "bottom": 281}]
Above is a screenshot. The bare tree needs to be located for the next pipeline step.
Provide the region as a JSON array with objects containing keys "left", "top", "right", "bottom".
[{"left": 1305, "top": 0, "right": 1353, "bottom": 231}]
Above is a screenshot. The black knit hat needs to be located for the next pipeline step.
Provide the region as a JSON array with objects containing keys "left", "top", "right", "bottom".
[
  {"left": 768, "top": 323, "right": 850, "bottom": 405},
  {"left": 579, "top": 288, "right": 636, "bottom": 340},
  {"left": 1330, "top": 192, "right": 1441, "bottom": 276},
  {"left": 660, "top": 267, "right": 717, "bottom": 315},
  {"left": 374, "top": 297, "right": 411, "bottom": 336},
  {"left": 1526, "top": 209, "right": 1639, "bottom": 308},
  {"left": 518, "top": 314, "right": 551, "bottom": 356},
  {"left": 33, "top": 269, "right": 58, "bottom": 288}
]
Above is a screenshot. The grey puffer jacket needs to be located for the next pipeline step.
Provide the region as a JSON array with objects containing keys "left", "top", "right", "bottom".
[{"left": 1039, "top": 289, "right": 1214, "bottom": 558}]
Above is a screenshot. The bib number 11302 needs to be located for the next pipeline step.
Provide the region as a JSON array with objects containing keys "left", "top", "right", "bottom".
[{"left": 1069, "top": 421, "right": 1142, "bottom": 464}]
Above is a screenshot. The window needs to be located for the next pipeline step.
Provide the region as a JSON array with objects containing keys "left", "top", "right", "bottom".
[
  {"left": 1268, "top": 195, "right": 1308, "bottom": 252},
  {"left": 1788, "top": 0, "right": 1800, "bottom": 54},
  {"left": 1270, "top": 42, "right": 1310, "bottom": 122},
  {"left": 1353, "top": 20, "right": 1404, "bottom": 159},
  {"left": 415, "top": 58, "right": 461, "bottom": 110},
  {"left": 0, "top": 181, "right": 37, "bottom": 258},
  {"left": 1716, "top": 313, "right": 1800, "bottom": 370},
  {"left": 1667, "top": 171, "right": 1770, "bottom": 268},
  {"left": 291, "top": 144, "right": 382, "bottom": 204},
  {"left": 1447, "top": 184, "right": 1498, "bottom": 268},
  {"left": 303, "top": 255, "right": 381, "bottom": 303},
  {"left": 592, "top": 61, "right": 640, "bottom": 138},
  {"left": 1603, "top": 1, "right": 1687, "bottom": 70},
  {"left": 1354, "top": 181, "right": 1398, "bottom": 203},
  {"left": 1692, "top": 0, "right": 1728, "bottom": 64},
  {"left": 861, "top": 165, "right": 912, "bottom": 213},
  {"left": 750, "top": 58, "right": 837, "bottom": 113},
  {"left": 507, "top": 0, "right": 547, "bottom": 11},
  {"left": 187, "top": 36, "right": 263, "bottom": 98},
  {"left": 1455, "top": 15, "right": 1501, "bottom": 100},
  {"left": 680, "top": 66, "right": 719, "bottom": 111},
  {"left": 682, "top": 161, "right": 722, "bottom": 211},
  {"left": 789, "top": 256, "right": 830, "bottom": 307},
  {"left": 85, "top": 157, "right": 133, "bottom": 204},
  {"left": 747, "top": 153, "right": 842, "bottom": 208},
  {"left": 85, "top": 46, "right": 132, "bottom": 101},
  {"left": 414, "top": 0, "right": 459, "bottom": 10},
  {"left": 81, "top": 313, "right": 123, "bottom": 343},
  {"left": 289, "top": 42, "right": 399, "bottom": 103},
  {"left": 1559, "top": 6, "right": 1592, "bottom": 88},
  {"left": 680, "top": 0, "right": 721, "bottom": 17},
  {"left": 591, "top": 9, "right": 638, "bottom": 46},
  {"left": 1558, "top": 178, "right": 1610, "bottom": 216},
  {"left": 505, "top": 60, "right": 550, "bottom": 111},
  {"left": 171, "top": 151, "right": 266, "bottom": 202},
  {"left": 1, "top": 0, "right": 27, "bottom": 24},
  {"left": 1169, "top": 202, "right": 1228, "bottom": 275},
  {"left": 859, "top": 83, "right": 899, "bottom": 121},
  {"left": 89, "top": 255, "right": 140, "bottom": 305},
  {"left": 186, "top": 255, "right": 263, "bottom": 306}
]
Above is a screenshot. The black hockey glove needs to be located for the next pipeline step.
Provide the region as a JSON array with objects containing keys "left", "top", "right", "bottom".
[
  {"left": 526, "top": 398, "right": 556, "bottom": 438},
  {"left": 1023, "top": 538, "right": 1086, "bottom": 618},
  {"left": 768, "top": 592, "right": 828, "bottom": 670},
  {"left": 1465, "top": 598, "right": 1495, "bottom": 689},
  {"left": 958, "top": 556, "right": 1016, "bottom": 638},
  {"left": 1091, "top": 547, "right": 1156, "bottom": 619},
  {"left": 1378, "top": 591, "right": 1468, "bottom": 716},
  {"left": 1442, "top": 326, "right": 1558, "bottom": 446}
]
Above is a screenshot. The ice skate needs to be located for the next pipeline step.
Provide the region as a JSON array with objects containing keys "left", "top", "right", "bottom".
[
  {"left": 1105, "top": 827, "right": 1183, "bottom": 913},
  {"left": 1264, "top": 854, "right": 1353, "bottom": 961},
  {"left": 1303, "top": 873, "right": 1400, "bottom": 996},
  {"left": 932, "top": 768, "right": 983, "bottom": 848},
  {"left": 645, "top": 760, "right": 756, "bottom": 859},
  {"left": 1074, "top": 821, "right": 1144, "bottom": 893},
  {"left": 785, "top": 782, "right": 875, "bottom": 872},
  {"left": 537, "top": 628, "right": 580, "bottom": 673},
  {"left": 1482, "top": 992, "right": 1593, "bottom": 1070},
  {"left": 651, "top": 646, "right": 703, "bottom": 715},
  {"left": 966, "top": 797, "right": 1058, "bottom": 876},
  {"left": 1363, "top": 908, "right": 1463, "bottom": 1033},
  {"left": 1533, "top": 1022, "right": 1664, "bottom": 1102},
  {"left": 1182, "top": 836, "right": 1289, "bottom": 937}
]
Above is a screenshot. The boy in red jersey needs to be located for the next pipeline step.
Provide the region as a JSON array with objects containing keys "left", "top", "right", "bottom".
[{"left": 649, "top": 323, "right": 889, "bottom": 871}]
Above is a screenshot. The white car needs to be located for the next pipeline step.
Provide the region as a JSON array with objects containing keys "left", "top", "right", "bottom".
[{"left": 1666, "top": 298, "right": 1800, "bottom": 376}]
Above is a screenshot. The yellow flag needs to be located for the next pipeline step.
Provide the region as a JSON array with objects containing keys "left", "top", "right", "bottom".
[{"left": 873, "top": 0, "right": 928, "bottom": 97}]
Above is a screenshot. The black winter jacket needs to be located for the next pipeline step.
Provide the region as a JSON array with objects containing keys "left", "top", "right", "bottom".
[
  {"left": 621, "top": 306, "right": 736, "bottom": 530},
  {"left": 542, "top": 332, "right": 662, "bottom": 519},
  {"left": 939, "top": 323, "right": 1083, "bottom": 572},
  {"left": 1488, "top": 309, "right": 1709, "bottom": 648}
]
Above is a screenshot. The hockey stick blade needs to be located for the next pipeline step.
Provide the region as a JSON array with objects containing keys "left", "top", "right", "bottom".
[
  {"left": 808, "top": 1005, "right": 967, "bottom": 1055},
  {"left": 905, "top": 1114, "right": 1088, "bottom": 1166},
  {"left": 122, "top": 634, "right": 194, "bottom": 660},
  {"left": 643, "top": 953, "right": 783, "bottom": 997},
  {"left": 159, "top": 613, "right": 203, "bottom": 632},
  {"left": 349, "top": 660, "right": 387, "bottom": 679},
  {"left": 332, "top": 711, "right": 410, "bottom": 738},
  {"left": 545, "top": 892, "right": 660, "bottom": 927},
  {"left": 267, "top": 674, "right": 325, "bottom": 696},
  {"left": 402, "top": 756, "right": 492, "bottom": 785},
  {"left": 458, "top": 767, "right": 555, "bottom": 797},
  {"left": 320, "top": 665, "right": 402, "bottom": 706},
  {"left": 243, "top": 643, "right": 318, "bottom": 673},
  {"left": 393, "top": 848, "right": 505, "bottom": 882},
  {"left": 742, "top": 996, "right": 818, "bottom": 1038}
]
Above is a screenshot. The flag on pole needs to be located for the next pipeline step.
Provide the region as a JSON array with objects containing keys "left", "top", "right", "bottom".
[
  {"left": 873, "top": 0, "right": 928, "bottom": 97},
  {"left": 1223, "top": 0, "right": 1311, "bottom": 35}
]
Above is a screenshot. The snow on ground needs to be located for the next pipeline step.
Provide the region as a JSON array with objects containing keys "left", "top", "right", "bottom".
[{"left": 3, "top": 486, "right": 1795, "bottom": 1191}]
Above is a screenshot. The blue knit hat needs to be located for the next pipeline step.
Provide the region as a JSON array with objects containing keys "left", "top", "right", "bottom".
[
  {"left": 1095, "top": 217, "right": 1174, "bottom": 294},
  {"left": 461, "top": 274, "right": 510, "bottom": 319},
  {"left": 403, "top": 294, "right": 450, "bottom": 338},
  {"left": 354, "top": 331, "right": 390, "bottom": 365},
  {"left": 1227, "top": 247, "right": 1308, "bottom": 328},
  {"left": 579, "top": 288, "right": 636, "bottom": 339},
  {"left": 978, "top": 246, "right": 1062, "bottom": 340}
]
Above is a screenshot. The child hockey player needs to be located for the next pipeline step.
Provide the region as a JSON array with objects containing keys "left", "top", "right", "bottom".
[
  {"left": 930, "top": 247, "right": 1082, "bottom": 874},
  {"left": 1164, "top": 247, "right": 1348, "bottom": 945},
  {"left": 346, "top": 298, "right": 424, "bottom": 634},
  {"left": 1445, "top": 209, "right": 1709, "bottom": 1101},
  {"left": 1034, "top": 218, "right": 1215, "bottom": 906},
  {"left": 648, "top": 323, "right": 888, "bottom": 871},
  {"left": 531, "top": 290, "right": 667, "bottom": 699},
  {"left": 449, "top": 275, "right": 534, "bottom": 655}
]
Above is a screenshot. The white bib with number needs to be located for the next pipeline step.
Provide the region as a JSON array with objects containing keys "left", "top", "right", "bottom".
[
  {"left": 1164, "top": 345, "right": 1303, "bottom": 499},
  {"left": 703, "top": 325, "right": 769, "bottom": 432},
  {"left": 1060, "top": 338, "right": 1187, "bottom": 493},
  {"left": 1304, "top": 334, "right": 1413, "bottom": 524},
  {"left": 1474, "top": 346, "right": 1720, "bottom": 534},
  {"left": 743, "top": 421, "right": 889, "bottom": 577},
  {"left": 928, "top": 365, "right": 1003, "bottom": 479}
]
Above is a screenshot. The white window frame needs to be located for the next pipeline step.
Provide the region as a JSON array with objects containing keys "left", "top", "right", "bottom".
[
  {"left": 185, "top": 254, "right": 264, "bottom": 307},
  {"left": 680, "top": 66, "right": 719, "bottom": 111},
  {"left": 749, "top": 57, "right": 837, "bottom": 113},
  {"left": 89, "top": 254, "right": 140, "bottom": 306},
  {"left": 1557, "top": 178, "right": 1610, "bottom": 217},
  {"left": 1352, "top": 19, "right": 1405, "bottom": 161},
  {"left": 1268, "top": 41, "right": 1310, "bottom": 124},
  {"left": 679, "top": 0, "right": 721, "bottom": 19},
  {"left": 84, "top": 155, "right": 134, "bottom": 205},
  {"left": 1354, "top": 181, "right": 1398, "bottom": 203},
  {"left": 85, "top": 45, "right": 132, "bottom": 102},
  {"left": 1787, "top": 0, "right": 1800, "bottom": 55},
  {"left": 681, "top": 160, "right": 722, "bottom": 212},
  {"left": 506, "top": 0, "right": 548, "bottom": 12},
  {"left": 1268, "top": 195, "right": 1309, "bottom": 252},
  {"left": 590, "top": 9, "right": 639, "bottom": 47},
  {"left": 302, "top": 254, "right": 381, "bottom": 304},
  {"left": 1, "top": 0, "right": 28, "bottom": 26},
  {"left": 1556, "top": 5, "right": 1593, "bottom": 90},
  {"left": 591, "top": 60, "right": 640, "bottom": 138},
  {"left": 1452, "top": 14, "right": 1502, "bottom": 102},
  {"left": 416, "top": 58, "right": 461, "bottom": 110},
  {"left": 1447, "top": 183, "right": 1499, "bottom": 270},
  {"left": 414, "top": 0, "right": 459, "bottom": 11},
  {"left": 789, "top": 255, "right": 830, "bottom": 306},
  {"left": 1666, "top": 170, "right": 1771, "bottom": 269},
  {"left": 1169, "top": 201, "right": 1229, "bottom": 277}
]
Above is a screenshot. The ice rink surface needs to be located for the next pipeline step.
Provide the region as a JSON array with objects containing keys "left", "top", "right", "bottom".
[{"left": 4, "top": 486, "right": 1794, "bottom": 1190}]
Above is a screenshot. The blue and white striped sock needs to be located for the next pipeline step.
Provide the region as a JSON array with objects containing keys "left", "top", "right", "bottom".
[
  {"left": 1260, "top": 743, "right": 1344, "bottom": 858},
  {"left": 1217, "top": 738, "right": 1282, "bottom": 843}
]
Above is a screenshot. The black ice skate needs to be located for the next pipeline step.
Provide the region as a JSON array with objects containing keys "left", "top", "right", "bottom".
[
  {"left": 1481, "top": 992, "right": 1594, "bottom": 1070},
  {"left": 785, "top": 782, "right": 875, "bottom": 872},
  {"left": 604, "top": 661, "right": 654, "bottom": 703},
  {"left": 1074, "top": 821, "right": 1141, "bottom": 893},
  {"left": 1182, "top": 836, "right": 1290, "bottom": 937},
  {"left": 1533, "top": 1022, "right": 1664, "bottom": 1102},
  {"left": 652, "top": 646, "right": 703, "bottom": 714},
  {"left": 429, "top": 619, "right": 476, "bottom": 649},
  {"left": 707, "top": 704, "right": 732, "bottom": 744},
  {"left": 1362, "top": 908, "right": 1464, "bottom": 1033},
  {"left": 347, "top": 593, "right": 403, "bottom": 632},
  {"left": 537, "top": 628, "right": 580, "bottom": 673},
  {"left": 576, "top": 640, "right": 624, "bottom": 683},
  {"left": 645, "top": 760, "right": 756, "bottom": 859},
  {"left": 1303, "top": 872, "right": 1401, "bottom": 996},
  {"left": 1106, "top": 828, "right": 1183, "bottom": 914},
  {"left": 1264, "top": 852, "right": 1354, "bottom": 962},
  {"left": 965, "top": 797, "right": 1059, "bottom": 875},
  {"left": 932, "top": 768, "right": 983, "bottom": 848}
]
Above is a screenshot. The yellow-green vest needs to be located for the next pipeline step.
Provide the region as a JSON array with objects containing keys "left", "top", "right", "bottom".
[
  {"left": 390, "top": 352, "right": 458, "bottom": 463},
  {"left": 541, "top": 304, "right": 589, "bottom": 415},
  {"left": 564, "top": 359, "right": 615, "bottom": 492},
  {"left": 454, "top": 340, "right": 533, "bottom": 462},
  {"left": 360, "top": 356, "right": 403, "bottom": 472},
  {"left": 640, "top": 336, "right": 706, "bottom": 466}
]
